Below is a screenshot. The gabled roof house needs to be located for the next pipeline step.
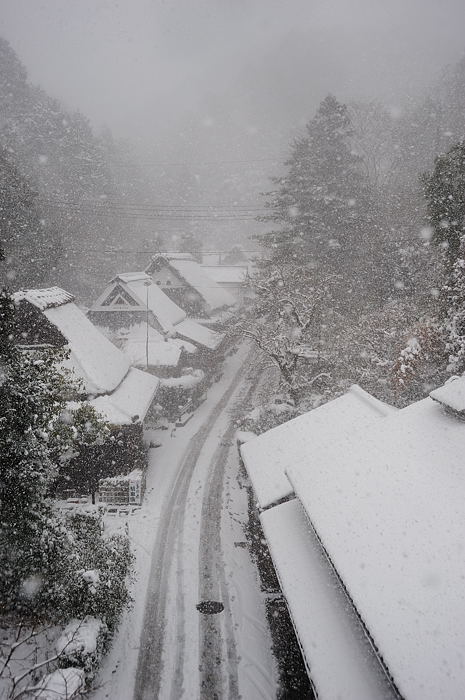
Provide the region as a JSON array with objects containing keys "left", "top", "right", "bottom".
[
  {"left": 89, "top": 273, "right": 223, "bottom": 352},
  {"left": 201, "top": 264, "right": 249, "bottom": 302},
  {"left": 241, "top": 380, "right": 465, "bottom": 699},
  {"left": 13, "top": 287, "right": 159, "bottom": 426},
  {"left": 145, "top": 253, "right": 235, "bottom": 316}
]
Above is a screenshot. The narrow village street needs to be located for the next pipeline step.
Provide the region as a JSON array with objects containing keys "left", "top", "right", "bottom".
[{"left": 94, "top": 344, "right": 278, "bottom": 700}]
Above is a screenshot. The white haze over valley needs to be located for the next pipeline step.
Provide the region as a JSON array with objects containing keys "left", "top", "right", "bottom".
[{"left": 2, "top": 0, "right": 465, "bottom": 245}]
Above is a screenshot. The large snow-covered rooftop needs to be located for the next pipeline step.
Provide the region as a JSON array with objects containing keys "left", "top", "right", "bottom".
[
  {"left": 240, "top": 385, "right": 394, "bottom": 510},
  {"left": 44, "top": 302, "right": 130, "bottom": 395},
  {"left": 286, "top": 393, "right": 465, "bottom": 700},
  {"left": 260, "top": 499, "right": 398, "bottom": 700}
]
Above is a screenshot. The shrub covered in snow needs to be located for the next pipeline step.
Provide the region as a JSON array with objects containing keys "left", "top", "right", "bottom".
[
  {"left": 56, "top": 616, "right": 108, "bottom": 677},
  {"left": 59, "top": 512, "right": 133, "bottom": 632}
]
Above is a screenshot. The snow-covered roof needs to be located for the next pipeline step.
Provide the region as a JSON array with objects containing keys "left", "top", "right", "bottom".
[
  {"left": 170, "top": 337, "right": 197, "bottom": 354},
  {"left": 91, "top": 367, "right": 159, "bottom": 424},
  {"left": 114, "top": 272, "right": 149, "bottom": 283},
  {"left": 43, "top": 302, "right": 130, "bottom": 395},
  {"left": 286, "top": 392, "right": 465, "bottom": 700},
  {"left": 160, "top": 369, "right": 204, "bottom": 389},
  {"left": 13, "top": 286, "right": 74, "bottom": 310},
  {"left": 119, "top": 323, "right": 182, "bottom": 368},
  {"left": 260, "top": 499, "right": 398, "bottom": 700},
  {"left": 430, "top": 374, "right": 465, "bottom": 415},
  {"left": 120, "top": 273, "right": 187, "bottom": 330},
  {"left": 201, "top": 265, "right": 248, "bottom": 285},
  {"left": 240, "top": 385, "right": 394, "bottom": 510},
  {"left": 124, "top": 339, "right": 181, "bottom": 368},
  {"left": 169, "top": 257, "right": 235, "bottom": 309},
  {"left": 148, "top": 255, "right": 235, "bottom": 310},
  {"left": 175, "top": 318, "right": 223, "bottom": 350}
]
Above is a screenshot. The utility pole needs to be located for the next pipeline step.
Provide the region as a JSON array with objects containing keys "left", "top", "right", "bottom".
[{"left": 144, "top": 280, "right": 151, "bottom": 370}]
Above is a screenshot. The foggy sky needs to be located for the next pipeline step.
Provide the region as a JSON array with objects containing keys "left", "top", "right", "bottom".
[
  {"left": 1, "top": 0, "right": 465, "bottom": 248},
  {"left": 2, "top": 0, "right": 465, "bottom": 152}
]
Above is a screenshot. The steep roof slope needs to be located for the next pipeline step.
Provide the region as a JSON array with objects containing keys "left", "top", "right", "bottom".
[
  {"left": 44, "top": 303, "right": 130, "bottom": 395},
  {"left": 260, "top": 499, "right": 398, "bottom": 700},
  {"left": 287, "top": 393, "right": 465, "bottom": 700}
]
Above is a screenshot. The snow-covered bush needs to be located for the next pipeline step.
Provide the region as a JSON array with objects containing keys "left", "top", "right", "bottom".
[
  {"left": 56, "top": 616, "right": 108, "bottom": 678},
  {"left": 61, "top": 512, "right": 133, "bottom": 632}
]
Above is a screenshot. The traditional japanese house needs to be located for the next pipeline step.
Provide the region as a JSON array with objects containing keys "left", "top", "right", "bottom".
[
  {"left": 89, "top": 272, "right": 225, "bottom": 368},
  {"left": 145, "top": 253, "right": 235, "bottom": 316}
]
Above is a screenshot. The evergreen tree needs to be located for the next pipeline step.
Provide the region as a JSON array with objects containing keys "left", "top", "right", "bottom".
[
  {"left": 443, "top": 246, "right": 465, "bottom": 373},
  {"left": 259, "top": 95, "right": 382, "bottom": 307},
  {"left": 0, "top": 290, "right": 132, "bottom": 624},
  {"left": 0, "top": 149, "right": 57, "bottom": 287},
  {"left": 424, "top": 141, "right": 465, "bottom": 373},
  {"left": 423, "top": 141, "right": 465, "bottom": 267}
]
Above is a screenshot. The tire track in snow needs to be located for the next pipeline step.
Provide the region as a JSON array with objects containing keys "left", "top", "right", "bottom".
[
  {"left": 198, "top": 364, "right": 277, "bottom": 699},
  {"left": 134, "top": 347, "right": 255, "bottom": 700}
]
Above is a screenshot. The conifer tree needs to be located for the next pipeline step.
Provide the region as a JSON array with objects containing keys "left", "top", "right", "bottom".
[
  {"left": 424, "top": 141, "right": 465, "bottom": 267},
  {"left": 259, "top": 95, "right": 381, "bottom": 307},
  {"left": 424, "top": 141, "right": 465, "bottom": 373}
]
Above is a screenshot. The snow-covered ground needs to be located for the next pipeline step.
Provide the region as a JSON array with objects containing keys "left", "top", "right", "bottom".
[{"left": 93, "top": 344, "right": 277, "bottom": 700}]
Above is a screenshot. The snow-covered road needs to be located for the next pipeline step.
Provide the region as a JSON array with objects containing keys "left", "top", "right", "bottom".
[{"left": 95, "top": 344, "right": 277, "bottom": 700}]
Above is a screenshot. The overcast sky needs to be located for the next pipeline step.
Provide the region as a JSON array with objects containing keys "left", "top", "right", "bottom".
[
  {"left": 2, "top": 0, "right": 465, "bottom": 151},
  {"left": 1, "top": 0, "right": 465, "bottom": 246}
]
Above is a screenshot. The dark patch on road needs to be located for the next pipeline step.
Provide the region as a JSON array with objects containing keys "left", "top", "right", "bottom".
[{"left": 197, "top": 601, "right": 224, "bottom": 614}]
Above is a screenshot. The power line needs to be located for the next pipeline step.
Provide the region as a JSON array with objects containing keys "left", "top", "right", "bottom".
[
  {"left": 41, "top": 197, "right": 267, "bottom": 213},
  {"left": 64, "top": 248, "right": 266, "bottom": 255},
  {"left": 39, "top": 198, "right": 269, "bottom": 222},
  {"left": 107, "top": 156, "right": 284, "bottom": 168}
]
